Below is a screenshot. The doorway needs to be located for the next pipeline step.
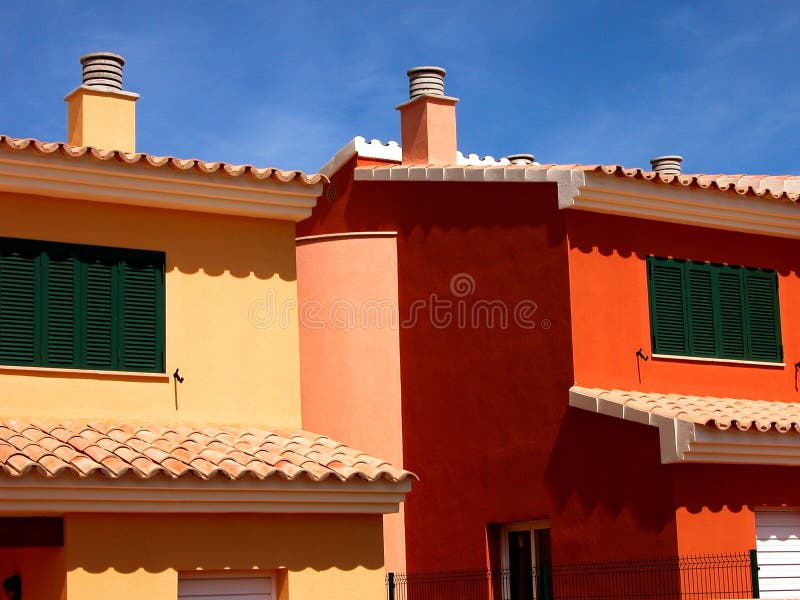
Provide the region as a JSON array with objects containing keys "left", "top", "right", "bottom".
[{"left": 501, "top": 521, "right": 552, "bottom": 600}]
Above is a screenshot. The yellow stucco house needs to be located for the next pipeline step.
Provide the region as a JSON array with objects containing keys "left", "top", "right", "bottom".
[{"left": 0, "top": 52, "right": 411, "bottom": 600}]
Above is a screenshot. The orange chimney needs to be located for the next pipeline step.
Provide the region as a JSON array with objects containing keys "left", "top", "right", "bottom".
[
  {"left": 65, "top": 52, "right": 138, "bottom": 152},
  {"left": 396, "top": 66, "right": 458, "bottom": 165}
]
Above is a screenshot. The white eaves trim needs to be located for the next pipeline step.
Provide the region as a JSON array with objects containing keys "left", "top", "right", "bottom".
[
  {"left": 0, "top": 474, "right": 411, "bottom": 515},
  {"left": 320, "top": 137, "right": 402, "bottom": 177},
  {"left": 354, "top": 163, "right": 585, "bottom": 205},
  {"left": 573, "top": 172, "right": 800, "bottom": 239},
  {"left": 0, "top": 148, "right": 322, "bottom": 222},
  {"left": 354, "top": 164, "right": 800, "bottom": 239},
  {"left": 569, "top": 387, "right": 800, "bottom": 466}
]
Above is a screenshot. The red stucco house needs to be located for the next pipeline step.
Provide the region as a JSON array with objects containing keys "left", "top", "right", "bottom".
[{"left": 297, "top": 66, "right": 800, "bottom": 598}]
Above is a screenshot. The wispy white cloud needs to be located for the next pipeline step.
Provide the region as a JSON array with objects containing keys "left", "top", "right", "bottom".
[{"left": 2, "top": 0, "right": 799, "bottom": 175}]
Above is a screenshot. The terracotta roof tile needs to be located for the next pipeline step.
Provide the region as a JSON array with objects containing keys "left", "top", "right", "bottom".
[
  {"left": 572, "top": 386, "right": 800, "bottom": 433},
  {"left": 0, "top": 421, "right": 413, "bottom": 483},
  {"left": 0, "top": 134, "right": 327, "bottom": 186}
]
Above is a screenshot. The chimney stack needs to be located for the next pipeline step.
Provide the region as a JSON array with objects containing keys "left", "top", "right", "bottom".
[
  {"left": 65, "top": 52, "right": 139, "bottom": 152},
  {"left": 397, "top": 66, "right": 458, "bottom": 165},
  {"left": 650, "top": 155, "right": 683, "bottom": 175}
]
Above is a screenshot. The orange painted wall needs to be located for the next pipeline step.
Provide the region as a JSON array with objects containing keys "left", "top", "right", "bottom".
[
  {"left": 567, "top": 210, "right": 800, "bottom": 401},
  {"left": 296, "top": 234, "right": 406, "bottom": 570},
  {"left": 0, "top": 192, "right": 302, "bottom": 429},
  {"left": 567, "top": 209, "right": 800, "bottom": 556},
  {"left": 62, "top": 513, "right": 385, "bottom": 600},
  {"left": 0, "top": 546, "right": 66, "bottom": 599}
]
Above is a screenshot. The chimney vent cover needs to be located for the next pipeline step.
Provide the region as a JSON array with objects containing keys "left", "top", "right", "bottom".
[
  {"left": 505, "top": 153, "right": 536, "bottom": 165},
  {"left": 649, "top": 155, "right": 683, "bottom": 175},
  {"left": 80, "top": 52, "right": 125, "bottom": 91},
  {"left": 407, "top": 66, "right": 446, "bottom": 99}
]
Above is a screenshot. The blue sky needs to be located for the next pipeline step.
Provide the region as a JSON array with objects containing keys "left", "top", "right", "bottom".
[{"left": 1, "top": 1, "right": 798, "bottom": 174}]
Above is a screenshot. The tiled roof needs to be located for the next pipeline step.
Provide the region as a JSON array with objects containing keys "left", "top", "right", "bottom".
[
  {"left": 0, "top": 420, "right": 412, "bottom": 483},
  {"left": 0, "top": 135, "right": 326, "bottom": 186},
  {"left": 566, "top": 164, "right": 800, "bottom": 201},
  {"left": 354, "top": 162, "right": 800, "bottom": 202},
  {"left": 571, "top": 386, "right": 800, "bottom": 434}
]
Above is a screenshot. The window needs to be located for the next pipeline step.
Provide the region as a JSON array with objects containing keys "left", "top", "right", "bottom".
[
  {"left": 0, "top": 237, "right": 165, "bottom": 373},
  {"left": 647, "top": 256, "right": 782, "bottom": 363},
  {"left": 178, "top": 574, "right": 274, "bottom": 599}
]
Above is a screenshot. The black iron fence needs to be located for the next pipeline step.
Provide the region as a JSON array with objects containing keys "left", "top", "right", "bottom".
[{"left": 387, "top": 552, "right": 758, "bottom": 600}]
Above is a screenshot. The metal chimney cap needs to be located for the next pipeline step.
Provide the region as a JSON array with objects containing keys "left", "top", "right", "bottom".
[
  {"left": 650, "top": 155, "right": 683, "bottom": 174},
  {"left": 80, "top": 51, "right": 125, "bottom": 65},
  {"left": 505, "top": 153, "right": 536, "bottom": 165},
  {"left": 407, "top": 66, "right": 447, "bottom": 99},
  {"left": 80, "top": 52, "right": 126, "bottom": 91}
]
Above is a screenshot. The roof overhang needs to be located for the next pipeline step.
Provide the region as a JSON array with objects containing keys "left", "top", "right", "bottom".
[
  {"left": 570, "top": 172, "right": 800, "bottom": 239},
  {"left": 569, "top": 387, "right": 800, "bottom": 466},
  {"left": 353, "top": 162, "right": 800, "bottom": 239},
  {"left": 0, "top": 473, "right": 411, "bottom": 515},
  {"left": 0, "top": 142, "right": 323, "bottom": 222}
]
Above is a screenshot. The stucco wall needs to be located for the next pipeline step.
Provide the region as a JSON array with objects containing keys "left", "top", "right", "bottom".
[
  {"left": 566, "top": 210, "right": 800, "bottom": 556},
  {"left": 0, "top": 192, "right": 302, "bottom": 429},
  {"left": 62, "top": 513, "right": 384, "bottom": 600},
  {"left": 567, "top": 210, "right": 800, "bottom": 401},
  {"left": 0, "top": 546, "right": 66, "bottom": 599},
  {"left": 296, "top": 234, "right": 405, "bottom": 570}
]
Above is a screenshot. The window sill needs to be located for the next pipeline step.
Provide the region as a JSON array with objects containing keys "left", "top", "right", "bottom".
[
  {"left": 0, "top": 364, "right": 170, "bottom": 381},
  {"left": 651, "top": 354, "right": 785, "bottom": 368}
]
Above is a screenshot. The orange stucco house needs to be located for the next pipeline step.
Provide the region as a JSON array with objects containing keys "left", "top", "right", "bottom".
[
  {"left": 0, "top": 53, "right": 412, "bottom": 600},
  {"left": 297, "top": 66, "right": 800, "bottom": 598}
]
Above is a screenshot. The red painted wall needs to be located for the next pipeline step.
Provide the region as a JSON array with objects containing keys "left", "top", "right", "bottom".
[{"left": 299, "top": 164, "right": 685, "bottom": 570}]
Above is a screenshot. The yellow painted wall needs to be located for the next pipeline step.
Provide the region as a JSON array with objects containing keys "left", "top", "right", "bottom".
[
  {"left": 66, "top": 87, "right": 137, "bottom": 152},
  {"left": 0, "top": 192, "right": 302, "bottom": 430},
  {"left": 63, "top": 513, "right": 385, "bottom": 600}
]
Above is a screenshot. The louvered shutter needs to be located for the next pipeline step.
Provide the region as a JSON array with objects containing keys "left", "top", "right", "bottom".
[
  {"left": 744, "top": 270, "right": 782, "bottom": 362},
  {"left": 83, "top": 254, "right": 117, "bottom": 370},
  {"left": 686, "top": 264, "right": 716, "bottom": 357},
  {"left": 42, "top": 252, "right": 79, "bottom": 367},
  {"left": 0, "top": 244, "right": 38, "bottom": 365},
  {"left": 119, "top": 256, "right": 164, "bottom": 372},
  {"left": 717, "top": 268, "right": 746, "bottom": 359},
  {"left": 648, "top": 258, "right": 688, "bottom": 355}
]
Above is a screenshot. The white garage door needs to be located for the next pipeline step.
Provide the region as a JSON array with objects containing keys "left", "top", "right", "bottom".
[
  {"left": 756, "top": 511, "right": 800, "bottom": 599},
  {"left": 178, "top": 575, "right": 273, "bottom": 600}
]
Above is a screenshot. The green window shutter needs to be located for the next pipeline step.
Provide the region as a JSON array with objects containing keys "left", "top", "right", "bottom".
[
  {"left": 0, "top": 238, "right": 165, "bottom": 373},
  {"left": 83, "top": 254, "right": 117, "bottom": 370},
  {"left": 717, "top": 268, "right": 746, "bottom": 359},
  {"left": 119, "top": 256, "right": 164, "bottom": 372},
  {"left": 42, "top": 251, "right": 79, "bottom": 367},
  {"left": 744, "top": 270, "right": 782, "bottom": 362},
  {"left": 685, "top": 264, "right": 716, "bottom": 357},
  {"left": 648, "top": 257, "right": 688, "bottom": 355},
  {"left": 0, "top": 245, "right": 39, "bottom": 365}
]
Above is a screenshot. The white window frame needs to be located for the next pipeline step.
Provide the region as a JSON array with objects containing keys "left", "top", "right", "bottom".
[{"left": 499, "top": 520, "right": 550, "bottom": 600}]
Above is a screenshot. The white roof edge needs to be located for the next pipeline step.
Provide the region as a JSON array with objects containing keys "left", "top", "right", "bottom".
[
  {"left": 319, "top": 137, "right": 401, "bottom": 177},
  {"left": 353, "top": 163, "right": 585, "bottom": 207},
  {"left": 318, "top": 137, "right": 536, "bottom": 177}
]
